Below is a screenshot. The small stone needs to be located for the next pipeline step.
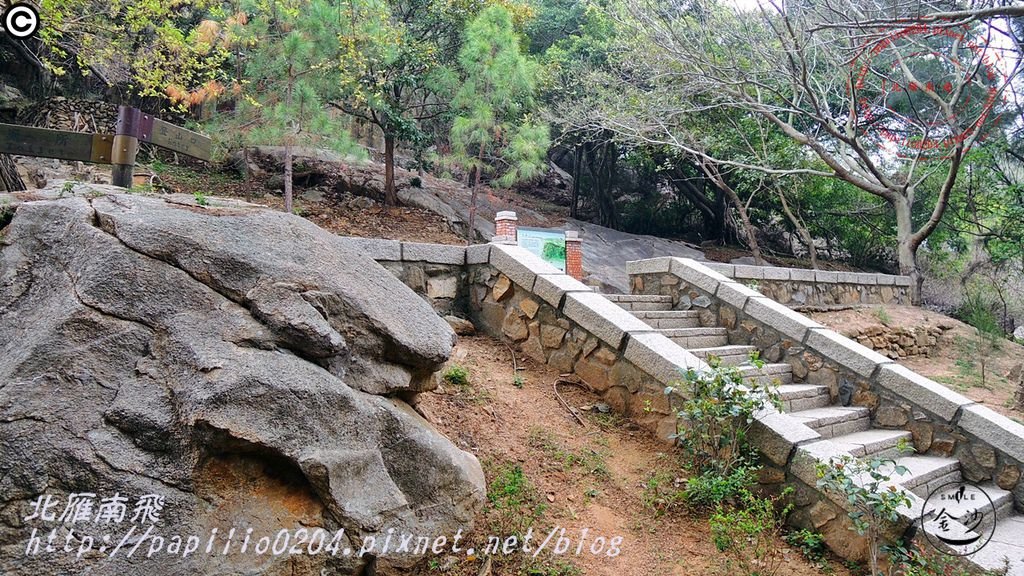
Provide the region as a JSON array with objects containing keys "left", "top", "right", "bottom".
[
  {"left": 692, "top": 295, "right": 712, "bottom": 308},
  {"left": 541, "top": 325, "right": 567, "bottom": 349},
  {"left": 875, "top": 405, "right": 909, "bottom": 428},
  {"left": 931, "top": 437, "right": 956, "bottom": 457},
  {"left": 520, "top": 298, "right": 540, "bottom": 319},
  {"left": 595, "top": 403, "right": 611, "bottom": 413},
  {"left": 492, "top": 275, "right": 514, "bottom": 301},
  {"left": 678, "top": 295, "right": 692, "bottom": 310},
  {"left": 592, "top": 346, "right": 618, "bottom": 366},
  {"left": 803, "top": 352, "right": 824, "bottom": 372},
  {"left": 809, "top": 501, "right": 837, "bottom": 529},
  {"left": 852, "top": 388, "right": 880, "bottom": 412},
  {"left": 719, "top": 306, "right": 737, "bottom": 330},
  {"left": 971, "top": 444, "right": 998, "bottom": 470},
  {"left": 501, "top": 310, "right": 528, "bottom": 342},
  {"left": 997, "top": 465, "right": 1021, "bottom": 490},
  {"left": 444, "top": 315, "right": 476, "bottom": 336},
  {"left": 790, "top": 359, "right": 809, "bottom": 380},
  {"left": 908, "top": 421, "right": 933, "bottom": 453}
]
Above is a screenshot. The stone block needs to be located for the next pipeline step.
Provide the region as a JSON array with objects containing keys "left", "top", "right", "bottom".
[
  {"left": 490, "top": 244, "right": 561, "bottom": 291},
  {"left": 815, "top": 270, "right": 840, "bottom": 283},
  {"left": 790, "top": 268, "right": 816, "bottom": 282},
  {"left": 806, "top": 328, "right": 893, "bottom": 377},
  {"left": 623, "top": 332, "right": 706, "bottom": 385},
  {"left": 750, "top": 412, "right": 821, "bottom": 466},
  {"left": 563, "top": 292, "right": 653, "bottom": 349},
  {"left": 466, "top": 244, "right": 491, "bottom": 265},
  {"left": 733, "top": 265, "right": 765, "bottom": 280},
  {"left": 855, "top": 272, "right": 878, "bottom": 285},
  {"left": 336, "top": 237, "right": 401, "bottom": 260},
  {"left": 744, "top": 296, "right": 823, "bottom": 342},
  {"left": 716, "top": 281, "right": 763, "bottom": 310},
  {"left": 402, "top": 242, "right": 465, "bottom": 264},
  {"left": 789, "top": 440, "right": 851, "bottom": 488},
  {"left": 520, "top": 298, "right": 540, "bottom": 319},
  {"left": 626, "top": 257, "right": 672, "bottom": 275},
  {"left": 541, "top": 324, "right": 567, "bottom": 348},
  {"left": 703, "top": 262, "right": 735, "bottom": 277},
  {"left": 426, "top": 275, "right": 459, "bottom": 299},
  {"left": 669, "top": 258, "right": 729, "bottom": 294},
  {"left": 533, "top": 273, "right": 591, "bottom": 308},
  {"left": 876, "top": 274, "right": 896, "bottom": 286},
  {"left": 762, "top": 266, "right": 791, "bottom": 281},
  {"left": 959, "top": 405, "right": 1024, "bottom": 463},
  {"left": 838, "top": 271, "right": 859, "bottom": 284},
  {"left": 894, "top": 275, "right": 912, "bottom": 287},
  {"left": 876, "top": 364, "right": 973, "bottom": 421}
]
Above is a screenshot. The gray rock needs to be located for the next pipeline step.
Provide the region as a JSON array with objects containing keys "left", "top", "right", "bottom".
[
  {"left": 444, "top": 315, "right": 477, "bottom": 335},
  {"left": 0, "top": 193, "right": 484, "bottom": 576}
]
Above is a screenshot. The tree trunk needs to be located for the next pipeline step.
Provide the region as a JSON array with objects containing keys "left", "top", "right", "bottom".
[
  {"left": 777, "top": 188, "right": 817, "bottom": 268},
  {"left": 384, "top": 133, "right": 397, "bottom": 206},
  {"left": 0, "top": 155, "right": 25, "bottom": 192},
  {"left": 467, "top": 167, "right": 481, "bottom": 245},
  {"left": 570, "top": 145, "right": 581, "bottom": 219},
  {"left": 894, "top": 197, "right": 923, "bottom": 304},
  {"left": 284, "top": 144, "right": 294, "bottom": 214},
  {"left": 703, "top": 161, "right": 763, "bottom": 265}
]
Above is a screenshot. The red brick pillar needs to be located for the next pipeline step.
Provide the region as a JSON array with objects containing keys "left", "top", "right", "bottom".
[
  {"left": 565, "top": 230, "right": 583, "bottom": 280},
  {"left": 493, "top": 211, "right": 518, "bottom": 244}
]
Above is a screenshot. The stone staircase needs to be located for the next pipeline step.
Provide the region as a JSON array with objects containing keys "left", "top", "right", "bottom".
[{"left": 606, "top": 293, "right": 1023, "bottom": 571}]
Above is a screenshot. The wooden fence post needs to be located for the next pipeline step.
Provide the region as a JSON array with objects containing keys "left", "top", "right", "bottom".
[{"left": 112, "top": 105, "right": 141, "bottom": 189}]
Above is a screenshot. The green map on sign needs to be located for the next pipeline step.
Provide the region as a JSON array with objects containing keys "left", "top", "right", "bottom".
[{"left": 518, "top": 228, "right": 566, "bottom": 272}]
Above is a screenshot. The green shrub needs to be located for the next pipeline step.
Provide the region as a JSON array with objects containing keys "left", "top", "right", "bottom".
[
  {"left": 710, "top": 489, "right": 793, "bottom": 576},
  {"left": 443, "top": 364, "right": 469, "bottom": 387},
  {"left": 666, "top": 358, "right": 781, "bottom": 477},
  {"left": 194, "top": 191, "right": 209, "bottom": 206},
  {"left": 683, "top": 467, "right": 756, "bottom": 511},
  {"left": 784, "top": 529, "right": 827, "bottom": 563},
  {"left": 815, "top": 443, "right": 914, "bottom": 576}
]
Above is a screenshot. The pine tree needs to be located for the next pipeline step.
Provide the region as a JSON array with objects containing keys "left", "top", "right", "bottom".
[
  {"left": 449, "top": 5, "right": 550, "bottom": 240},
  {"left": 221, "top": 0, "right": 360, "bottom": 213}
]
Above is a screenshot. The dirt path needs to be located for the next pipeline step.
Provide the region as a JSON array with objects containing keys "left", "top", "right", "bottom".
[{"left": 418, "top": 336, "right": 853, "bottom": 576}]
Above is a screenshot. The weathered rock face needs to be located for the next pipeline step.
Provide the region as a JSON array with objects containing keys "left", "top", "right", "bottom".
[{"left": 0, "top": 191, "right": 484, "bottom": 575}]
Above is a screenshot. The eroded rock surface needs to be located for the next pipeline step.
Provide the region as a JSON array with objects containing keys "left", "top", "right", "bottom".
[{"left": 0, "top": 190, "right": 484, "bottom": 575}]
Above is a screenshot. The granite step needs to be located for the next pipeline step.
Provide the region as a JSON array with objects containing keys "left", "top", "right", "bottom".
[
  {"left": 788, "top": 406, "right": 871, "bottom": 438},
  {"left": 738, "top": 363, "right": 793, "bottom": 386},
  {"left": 894, "top": 455, "right": 962, "bottom": 496},
  {"left": 602, "top": 294, "right": 673, "bottom": 303},
  {"left": 631, "top": 310, "right": 701, "bottom": 329},
  {"left": 775, "top": 384, "right": 831, "bottom": 412},
  {"left": 830, "top": 429, "right": 913, "bottom": 459},
  {"left": 689, "top": 345, "right": 757, "bottom": 366},
  {"left": 660, "top": 327, "right": 727, "bottom": 348}
]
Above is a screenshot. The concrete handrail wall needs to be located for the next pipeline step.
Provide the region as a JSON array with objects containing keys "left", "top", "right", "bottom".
[
  {"left": 700, "top": 262, "right": 912, "bottom": 307},
  {"left": 629, "top": 257, "right": 1024, "bottom": 558}
]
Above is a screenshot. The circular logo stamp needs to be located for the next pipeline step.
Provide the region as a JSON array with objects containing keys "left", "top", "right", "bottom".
[
  {"left": 920, "top": 482, "right": 997, "bottom": 556},
  {"left": 3, "top": 3, "right": 40, "bottom": 39},
  {"left": 853, "top": 24, "right": 1006, "bottom": 159}
]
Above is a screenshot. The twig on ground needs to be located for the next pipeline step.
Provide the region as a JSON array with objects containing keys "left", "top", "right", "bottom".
[
  {"left": 503, "top": 341, "right": 520, "bottom": 373},
  {"left": 554, "top": 379, "right": 586, "bottom": 427}
]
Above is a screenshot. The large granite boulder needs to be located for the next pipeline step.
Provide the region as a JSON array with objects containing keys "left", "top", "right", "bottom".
[{"left": 0, "top": 189, "right": 484, "bottom": 575}]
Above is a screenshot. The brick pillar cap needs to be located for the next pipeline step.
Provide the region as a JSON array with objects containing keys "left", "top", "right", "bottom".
[
  {"left": 564, "top": 230, "right": 580, "bottom": 240},
  {"left": 496, "top": 211, "right": 518, "bottom": 220}
]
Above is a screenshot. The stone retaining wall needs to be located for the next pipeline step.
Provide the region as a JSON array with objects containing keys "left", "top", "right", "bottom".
[
  {"left": 702, "top": 262, "right": 912, "bottom": 307},
  {"left": 465, "top": 244, "right": 705, "bottom": 437},
  {"left": 336, "top": 237, "right": 468, "bottom": 316},
  {"left": 630, "top": 257, "right": 1024, "bottom": 510}
]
